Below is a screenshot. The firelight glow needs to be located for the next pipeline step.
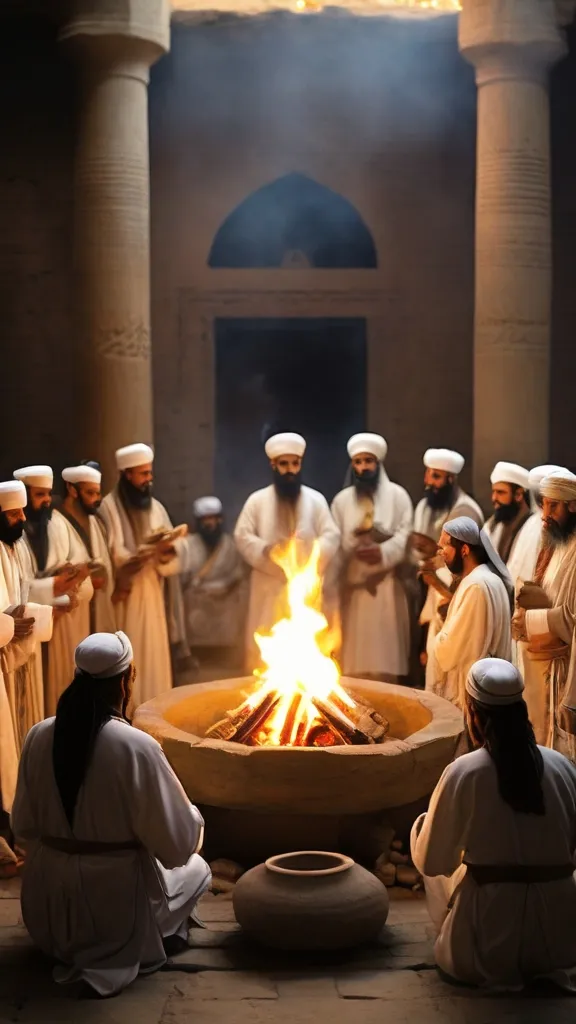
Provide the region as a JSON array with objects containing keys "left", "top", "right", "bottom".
[{"left": 171, "top": 1, "right": 462, "bottom": 15}]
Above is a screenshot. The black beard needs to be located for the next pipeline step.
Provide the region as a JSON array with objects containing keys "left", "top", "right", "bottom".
[
  {"left": 353, "top": 468, "right": 379, "bottom": 497},
  {"left": 273, "top": 470, "right": 302, "bottom": 502},
  {"left": 446, "top": 549, "right": 464, "bottom": 576},
  {"left": 545, "top": 513, "right": 576, "bottom": 546},
  {"left": 119, "top": 474, "right": 152, "bottom": 511},
  {"left": 80, "top": 498, "right": 101, "bottom": 517},
  {"left": 25, "top": 504, "right": 52, "bottom": 524},
  {"left": 425, "top": 481, "right": 455, "bottom": 512},
  {"left": 493, "top": 500, "right": 521, "bottom": 525},
  {"left": 197, "top": 521, "right": 223, "bottom": 551},
  {"left": 0, "top": 514, "right": 25, "bottom": 547}
]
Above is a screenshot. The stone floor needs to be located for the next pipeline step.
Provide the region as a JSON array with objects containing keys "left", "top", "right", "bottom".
[{"left": 1, "top": 880, "right": 575, "bottom": 1024}]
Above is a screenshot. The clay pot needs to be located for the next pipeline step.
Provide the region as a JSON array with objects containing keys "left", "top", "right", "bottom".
[{"left": 232, "top": 850, "right": 389, "bottom": 950}]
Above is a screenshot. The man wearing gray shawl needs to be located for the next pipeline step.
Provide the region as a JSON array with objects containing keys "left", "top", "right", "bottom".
[{"left": 430, "top": 517, "right": 513, "bottom": 708}]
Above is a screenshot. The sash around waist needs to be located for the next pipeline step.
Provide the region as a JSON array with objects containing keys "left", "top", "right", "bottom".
[
  {"left": 464, "top": 861, "right": 574, "bottom": 886},
  {"left": 40, "top": 836, "right": 142, "bottom": 856}
]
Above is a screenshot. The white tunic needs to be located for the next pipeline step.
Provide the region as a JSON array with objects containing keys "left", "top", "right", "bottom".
[
  {"left": 59, "top": 511, "right": 117, "bottom": 635},
  {"left": 485, "top": 513, "right": 542, "bottom": 591},
  {"left": 234, "top": 485, "right": 340, "bottom": 670},
  {"left": 411, "top": 746, "right": 576, "bottom": 991},
  {"left": 0, "top": 614, "right": 17, "bottom": 815},
  {"left": 432, "top": 564, "right": 512, "bottom": 708},
  {"left": 99, "top": 491, "right": 184, "bottom": 706},
  {"left": 11, "top": 717, "right": 210, "bottom": 996},
  {"left": 331, "top": 470, "right": 413, "bottom": 678},
  {"left": 180, "top": 533, "right": 247, "bottom": 648}
]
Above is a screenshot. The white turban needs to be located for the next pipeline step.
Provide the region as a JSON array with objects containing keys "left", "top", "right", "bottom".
[
  {"left": 0, "top": 481, "right": 27, "bottom": 513},
  {"left": 194, "top": 496, "right": 222, "bottom": 519},
  {"left": 75, "top": 631, "right": 133, "bottom": 679},
  {"left": 423, "top": 448, "right": 464, "bottom": 475},
  {"left": 347, "top": 433, "right": 388, "bottom": 462},
  {"left": 14, "top": 465, "right": 53, "bottom": 489},
  {"left": 528, "top": 465, "right": 568, "bottom": 493},
  {"left": 443, "top": 516, "right": 514, "bottom": 608},
  {"left": 540, "top": 470, "right": 576, "bottom": 503},
  {"left": 490, "top": 461, "right": 530, "bottom": 491},
  {"left": 115, "top": 444, "right": 154, "bottom": 471},
  {"left": 466, "top": 658, "right": 524, "bottom": 706},
  {"left": 264, "top": 433, "right": 306, "bottom": 460},
  {"left": 62, "top": 465, "right": 102, "bottom": 485}
]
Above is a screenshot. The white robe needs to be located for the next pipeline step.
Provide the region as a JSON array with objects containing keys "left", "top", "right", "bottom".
[
  {"left": 411, "top": 746, "right": 576, "bottom": 991},
  {"left": 180, "top": 533, "right": 247, "bottom": 648},
  {"left": 331, "top": 470, "right": 413, "bottom": 678},
  {"left": 234, "top": 485, "right": 340, "bottom": 670},
  {"left": 24, "top": 511, "right": 95, "bottom": 718},
  {"left": 432, "top": 564, "right": 512, "bottom": 708},
  {"left": 485, "top": 513, "right": 542, "bottom": 591},
  {"left": 11, "top": 717, "right": 210, "bottom": 997},
  {"left": 99, "top": 491, "right": 184, "bottom": 706},
  {"left": 0, "top": 613, "right": 17, "bottom": 815},
  {"left": 59, "top": 510, "right": 117, "bottom": 635}
]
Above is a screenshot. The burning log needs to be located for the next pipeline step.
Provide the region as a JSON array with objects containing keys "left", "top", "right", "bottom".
[
  {"left": 205, "top": 690, "right": 281, "bottom": 743},
  {"left": 278, "top": 693, "right": 303, "bottom": 746},
  {"left": 311, "top": 696, "right": 373, "bottom": 746},
  {"left": 307, "top": 725, "right": 344, "bottom": 747}
]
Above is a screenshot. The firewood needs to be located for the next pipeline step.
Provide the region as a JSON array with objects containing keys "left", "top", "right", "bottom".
[
  {"left": 235, "top": 692, "right": 283, "bottom": 744},
  {"left": 334, "top": 692, "right": 389, "bottom": 742},
  {"left": 311, "top": 696, "right": 373, "bottom": 745},
  {"left": 308, "top": 725, "right": 344, "bottom": 747},
  {"left": 278, "top": 693, "right": 303, "bottom": 746},
  {"left": 205, "top": 690, "right": 280, "bottom": 742}
]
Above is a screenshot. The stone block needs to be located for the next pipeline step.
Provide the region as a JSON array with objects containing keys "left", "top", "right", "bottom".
[
  {"left": 0, "top": 900, "right": 21, "bottom": 926},
  {"left": 166, "top": 971, "right": 277, "bottom": 1001}
]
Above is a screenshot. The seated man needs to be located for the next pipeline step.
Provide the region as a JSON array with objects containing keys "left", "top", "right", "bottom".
[
  {"left": 11, "top": 631, "right": 211, "bottom": 997},
  {"left": 412, "top": 658, "right": 576, "bottom": 991}
]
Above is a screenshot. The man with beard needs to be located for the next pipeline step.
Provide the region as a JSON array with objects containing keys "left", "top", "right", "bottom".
[
  {"left": 60, "top": 464, "right": 116, "bottom": 630},
  {"left": 413, "top": 449, "right": 483, "bottom": 688},
  {"left": 14, "top": 466, "right": 93, "bottom": 719},
  {"left": 516, "top": 471, "right": 576, "bottom": 757},
  {"left": 331, "top": 433, "right": 413, "bottom": 681},
  {"left": 235, "top": 433, "right": 339, "bottom": 671},
  {"left": 99, "top": 444, "right": 188, "bottom": 705},
  {"left": 484, "top": 462, "right": 541, "bottom": 591},
  {"left": 180, "top": 497, "right": 246, "bottom": 670},
  {"left": 431, "top": 517, "right": 512, "bottom": 710}
]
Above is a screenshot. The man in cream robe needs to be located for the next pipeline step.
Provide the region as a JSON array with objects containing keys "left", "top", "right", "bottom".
[
  {"left": 14, "top": 466, "right": 93, "bottom": 718},
  {"left": 431, "top": 517, "right": 512, "bottom": 709},
  {"left": 100, "top": 443, "right": 187, "bottom": 705},
  {"left": 485, "top": 462, "right": 541, "bottom": 591},
  {"left": 332, "top": 433, "right": 413, "bottom": 680},
  {"left": 412, "top": 658, "right": 576, "bottom": 992},
  {"left": 0, "top": 612, "right": 19, "bottom": 817},
  {"left": 235, "top": 433, "right": 340, "bottom": 671},
  {"left": 60, "top": 464, "right": 116, "bottom": 634},
  {"left": 516, "top": 471, "right": 576, "bottom": 758},
  {"left": 412, "top": 448, "right": 483, "bottom": 689}
]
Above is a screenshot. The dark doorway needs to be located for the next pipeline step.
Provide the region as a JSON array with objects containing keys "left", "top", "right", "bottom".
[{"left": 215, "top": 318, "right": 367, "bottom": 525}]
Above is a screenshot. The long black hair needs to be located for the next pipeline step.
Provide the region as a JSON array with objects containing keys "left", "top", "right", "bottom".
[
  {"left": 466, "top": 696, "right": 545, "bottom": 816},
  {"left": 52, "top": 670, "right": 131, "bottom": 828}
]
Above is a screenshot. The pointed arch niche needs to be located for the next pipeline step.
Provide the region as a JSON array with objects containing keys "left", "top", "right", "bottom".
[{"left": 207, "top": 172, "right": 378, "bottom": 269}]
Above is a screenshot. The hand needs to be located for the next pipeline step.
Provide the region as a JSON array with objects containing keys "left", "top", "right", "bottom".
[
  {"left": 156, "top": 540, "right": 176, "bottom": 564},
  {"left": 53, "top": 566, "right": 83, "bottom": 597},
  {"left": 89, "top": 563, "right": 108, "bottom": 591},
  {"left": 356, "top": 547, "right": 382, "bottom": 566},
  {"left": 517, "top": 582, "right": 551, "bottom": 611},
  {"left": 12, "top": 617, "right": 35, "bottom": 640},
  {"left": 421, "top": 555, "right": 442, "bottom": 573}
]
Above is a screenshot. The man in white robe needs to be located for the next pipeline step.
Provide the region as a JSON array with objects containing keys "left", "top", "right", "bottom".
[
  {"left": 332, "top": 433, "right": 413, "bottom": 681},
  {"left": 181, "top": 496, "right": 246, "bottom": 667},
  {"left": 100, "top": 444, "right": 187, "bottom": 705},
  {"left": 516, "top": 471, "right": 576, "bottom": 758},
  {"left": 431, "top": 517, "right": 512, "bottom": 709},
  {"left": 235, "top": 433, "right": 340, "bottom": 670},
  {"left": 14, "top": 466, "right": 93, "bottom": 718},
  {"left": 412, "top": 658, "right": 576, "bottom": 992},
  {"left": 60, "top": 464, "right": 116, "bottom": 634},
  {"left": 484, "top": 462, "right": 541, "bottom": 591},
  {"left": 412, "top": 448, "right": 483, "bottom": 689},
  {"left": 11, "top": 631, "right": 211, "bottom": 997}
]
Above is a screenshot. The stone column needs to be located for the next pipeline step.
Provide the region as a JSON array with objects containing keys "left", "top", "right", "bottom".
[
  {"left": 60, "top": 2, "right": 170, "bottom": 487},
  {"left": 459, "top": 0, "right": 566, "bottom": 504}
]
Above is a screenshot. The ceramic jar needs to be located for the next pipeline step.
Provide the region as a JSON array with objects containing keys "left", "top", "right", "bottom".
[{"left": 232, "top": 850, "right": 389, "bottom": 950}]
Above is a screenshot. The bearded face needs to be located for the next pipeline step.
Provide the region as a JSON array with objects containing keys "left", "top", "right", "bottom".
[
  {"left": 74, "top": 483, "right": 102, "bottom": 516},
  {"left": 119, "top": 470, "right": 153, "bottom": 511},
  {"left": 0, "top": 510, "right": 25, "bottom": 546},
  {"left": 351, "top": 453, "right": 379, "bottom": 496},
  {"left": 196, "top": 516, "right": 223, "bottom": 551},
  {"left": 542, "top": 497, "right": 576, "bottom": 546},
  {"left": 492, "top": 483, "right": 525, "bottom": 524},
  {"left": 271, "top": 455, "right": 303, "bottom": 503}
]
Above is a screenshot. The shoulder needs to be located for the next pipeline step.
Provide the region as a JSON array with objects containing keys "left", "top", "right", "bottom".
[
  {"left": 414, "top": 497, "right": 426, "bottom": 515},
  {"left": 387, "top": 481, "right": 412, "bottom": 504},
  {"left": 540, "top": 745, "right": 576, "bottom": 778},
  {"left": 100, "top": 720, "right": 163, "bottom": 759},
  {"left": 442, "top": 747, "right": 491, "bottom": 784},
  {"left": 452, "top": 492, "right": 484, "bottom": 524},
  {"left": 302, "top": 486, "right": 329, "bottom": 507},
  {"left": 332, "top": 486, "right": 355, "bottom": 506},
  {"left": 238, "top": 487, "right": 271, "bottom": 513},
  {"left": 51, "top": 510, "right": 72, "bottom": 537}
]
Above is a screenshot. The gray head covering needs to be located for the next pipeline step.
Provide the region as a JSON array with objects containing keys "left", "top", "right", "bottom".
[
  {"left": 466, "top": 658, "right": 525, "bottom": 706},
  {"left": 443, "top": 516, "right": 514, "bottom": 611},
  {"left": 75, "top": 631, "right": 133, "bottom": 679}
]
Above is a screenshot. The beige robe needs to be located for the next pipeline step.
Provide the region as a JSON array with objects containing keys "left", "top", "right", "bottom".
[
  {"left": 59, "top": 510, "right": 117, "bottom": 634},
  {"left": 0, "top": 614, "right": 17, "bottom": 814},
  {"left": 485, "top": 513, "right": 542, "bottom": 591},
  {"left": 11, "top": 717, "right": 210, "bottom": 997},
  {"left": 432, "top": 564, "right": 512, "bottom": 709},
  {"left": 234, "top": 485, "right": 340, "bottom": 671},
  {"left": 331, "top": 469, "right": 413, "bottom": 678},
  {"left": 411, "top": 746, "right": 576, "bottom": 991},
  {"left": 180, "top": 533, "right": 247, "bottom": 648}
]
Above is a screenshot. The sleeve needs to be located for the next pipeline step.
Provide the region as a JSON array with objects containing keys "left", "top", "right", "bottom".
[
  {"left": 27, "top": 577, "right": 56, "bottom": 604},
  {"left": 314, "top": 496, "right": 341, "bottom": 569},
  {"left": 379, "top": 489, "right": 413, "bottom": 572},
  {"left": 0, "top": 613, "right": 14, "bottom": 648},
  {"left": 10, "top": 726, "right": 41, "bottom": 840},
  {"left": 434, "top": 584, "right": 487, "bottom": 673},
  {"left": 234, "top": 495, "right": 277, "bottom": 576},
  {"left": 130, "top": 741, "right": 205, "bottom": 869},
  {"left": 451, "top": 502, "right": 483, "bottom": 528},
  {"left": 526, "top": 605, "right": 574, "bottom": 645},
  {"left": 410, "top": 763, "right": 469, "bottom": 877}
]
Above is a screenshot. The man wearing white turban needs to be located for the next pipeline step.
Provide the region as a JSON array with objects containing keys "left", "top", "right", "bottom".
[
  {"left": 180, "top": 497, "right": 246, "bottom": 663},
  {"left": 484, "top": 461, "right": 542, "bottom": 592},
  {"left": 60, "top": 464, "right": 116, "bottom": 636},
  {"left": 234, "top": 433, "right": 340, "bottom": 669},
  {"left": 99, "top": 444, "right": 189, "bottom": 704},
  {"left": 515, "top": 470, "right": 576, "bottom": 757},
  {"left": 331, "top": 434, "right": 413, "bottom": 680},
  {"left": 412, "top": 658, "right": 576, "bottom": 992},
  {"left": 413, "top": 449, "right": 483, "bottom": 689},
  {"left": 431, "top": 517, "right": 512, "bottom": 709},
  {"left": 11, "top": 632, "right": 211, "bottom": 997}
]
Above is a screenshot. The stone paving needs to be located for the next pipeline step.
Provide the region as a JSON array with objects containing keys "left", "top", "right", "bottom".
[{"left": 0, "top": 879, "right": 574, "bottom": 1023}]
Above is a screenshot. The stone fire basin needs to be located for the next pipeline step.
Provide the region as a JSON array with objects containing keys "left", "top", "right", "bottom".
[{"left": 134, "top": 677, "right": 463, "bottom": 815}]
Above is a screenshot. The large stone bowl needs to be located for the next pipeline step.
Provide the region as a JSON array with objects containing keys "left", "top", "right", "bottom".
[{"left": 134, "top": 677, "right": 463, "bottom": 815}]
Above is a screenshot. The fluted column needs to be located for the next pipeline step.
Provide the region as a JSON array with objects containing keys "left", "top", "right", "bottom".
[
  {"left": 459, "top": 0, "right": 565, "bottom": 504},
  {"left": 60, "top": 2, "right": 170, "bottom": 486}
]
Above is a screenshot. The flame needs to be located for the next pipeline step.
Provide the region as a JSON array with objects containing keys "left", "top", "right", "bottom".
[{"left": 249, "top": 538, "right": 350, "bottom": 745}]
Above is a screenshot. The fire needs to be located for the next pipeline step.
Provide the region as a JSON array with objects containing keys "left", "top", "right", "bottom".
[{"left": 250, "top": 539, "right": 352, "bottom": 745}]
